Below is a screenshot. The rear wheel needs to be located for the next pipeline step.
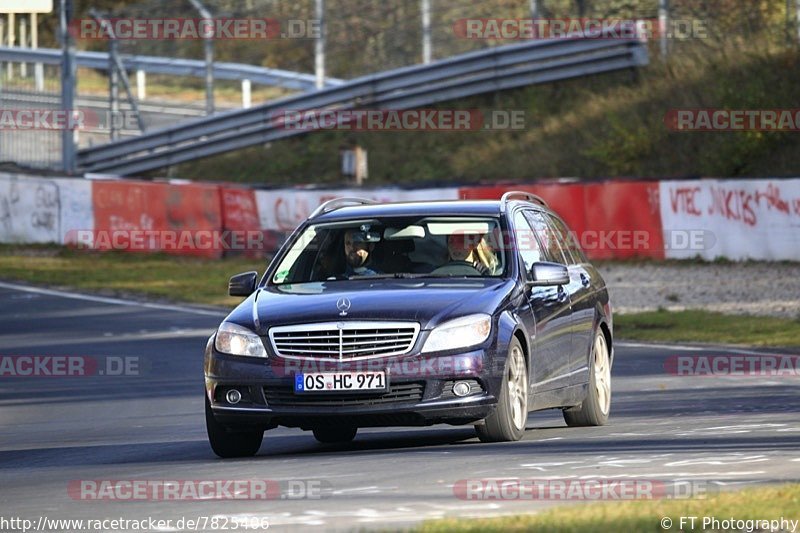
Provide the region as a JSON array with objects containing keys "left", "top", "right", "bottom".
[
  {"left": 563, "top": 329, "right": 611, "bottom": 427},
  {"left": 476, "top": 338, "right": 528, "bottom": 442},
  {"left": 205, "top": 396, "right": 263, "bottom": 458},
  {"left": 312, "top": 426, "right": 358, "bottom": 444}
]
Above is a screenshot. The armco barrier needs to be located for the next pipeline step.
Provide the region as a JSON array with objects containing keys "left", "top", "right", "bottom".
[{"left": 659, "top": 178, "right": 800, "bottom": 261}]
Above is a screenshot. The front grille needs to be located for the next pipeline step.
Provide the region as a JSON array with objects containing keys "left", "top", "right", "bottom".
[
  {"left": 264, "top": 381, "right": 425, "bottom": 407},
  {"left": 268, "top": 321, "right": 419, "bottom": 360}
]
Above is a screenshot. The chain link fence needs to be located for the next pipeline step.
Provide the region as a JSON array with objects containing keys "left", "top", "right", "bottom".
[{"left": 0, "top": 59, "right": 63, "bottom": 170}]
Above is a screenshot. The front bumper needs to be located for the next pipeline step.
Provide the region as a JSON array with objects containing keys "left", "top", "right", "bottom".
[{"left": 204, "top": 342, "right": 503, "bottom": 430}]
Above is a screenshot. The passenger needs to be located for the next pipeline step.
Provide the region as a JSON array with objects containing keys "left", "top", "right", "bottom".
[{"left": 446, "top": 233, "right": 497, "bottom": 275}]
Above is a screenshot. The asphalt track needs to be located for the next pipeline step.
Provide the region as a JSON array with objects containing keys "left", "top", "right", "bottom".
[{"left": 0, "top": 282, "right": 798, "bottom": 532}]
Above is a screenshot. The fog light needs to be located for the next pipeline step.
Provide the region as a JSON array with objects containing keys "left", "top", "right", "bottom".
[
  {"left": 452, "top": 381, "right": 471, "bottom": 397},
  {"left": 225, "top": 388, "right": 242, "bottom": 404}
]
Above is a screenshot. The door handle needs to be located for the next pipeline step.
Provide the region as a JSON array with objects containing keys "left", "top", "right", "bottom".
[
  {"left": 580, "top": 273, "right": 590, "bottom": 287},
  {"left": 557, "top": 286, "right": 567, "bottom": 300}
]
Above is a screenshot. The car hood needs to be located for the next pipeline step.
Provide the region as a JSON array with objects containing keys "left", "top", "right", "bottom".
[{"left": 238, "top": 278, "right": 516, "bottom": 332}]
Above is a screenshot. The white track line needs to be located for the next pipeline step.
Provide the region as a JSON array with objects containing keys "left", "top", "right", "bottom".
[
  {"left": 0, "top": 281, "right": 225, "bottom": 317},
  {"left": 616, "top": 341, "right": 787, "bottom": 355}
]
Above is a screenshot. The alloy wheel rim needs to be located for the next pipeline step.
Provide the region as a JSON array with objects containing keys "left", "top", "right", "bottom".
[
  {"left": 507, "top": 345, "right": 528, "bottom": 430},
  {"left": 594, "top": 333, "right": 611, "bottom": 415}
]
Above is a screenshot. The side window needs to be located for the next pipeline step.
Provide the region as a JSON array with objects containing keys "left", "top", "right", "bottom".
[
  {"left": 524, "top": 210, "right": 567, "bottom": 265},
  {"left": 547, "top": 214, "right": 587, "bottom": 264},
  {"left": 512, "top": 210, "right": 542, "bottom": 274}
]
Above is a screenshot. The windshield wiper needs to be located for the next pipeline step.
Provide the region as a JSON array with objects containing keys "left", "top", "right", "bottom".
[{"left": 354, "top": 273, "right": 431, "bottom": 280}]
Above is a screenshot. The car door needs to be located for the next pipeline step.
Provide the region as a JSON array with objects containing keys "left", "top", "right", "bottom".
[
  {"left": 513, "top": 209, "right": 573, "bottom": 393},
  {"left": 522, "top": 209, "right": 580, "bottom": 390},
  {"left": 545, "top": 213, "right": 595, "bottom": 386}
]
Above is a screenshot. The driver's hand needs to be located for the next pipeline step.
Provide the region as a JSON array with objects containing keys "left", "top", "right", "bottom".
[{"left": 472, "top": 261, "right": 490, "bottom": 275}]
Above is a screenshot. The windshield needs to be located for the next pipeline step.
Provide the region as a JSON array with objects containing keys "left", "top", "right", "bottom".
[{"left": 271, "top": 216, "right": 506, "bottom": 285}]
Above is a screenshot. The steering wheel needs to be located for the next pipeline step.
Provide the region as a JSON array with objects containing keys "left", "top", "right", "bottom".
[{"left": 430, "top": 260, "right": 482, "bottom": 276}]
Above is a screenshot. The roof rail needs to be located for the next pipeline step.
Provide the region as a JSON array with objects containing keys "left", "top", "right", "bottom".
[
  {"left": 308, "top": 197, "right": 378, "bottom": 219},
  {"left": 500, "top": 190, "right": 549, "bottom": 210}
]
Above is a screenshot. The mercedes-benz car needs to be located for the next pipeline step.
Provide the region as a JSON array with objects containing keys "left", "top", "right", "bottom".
[{"left": 204, "top": 192, "right": 613, "bottom": 458}]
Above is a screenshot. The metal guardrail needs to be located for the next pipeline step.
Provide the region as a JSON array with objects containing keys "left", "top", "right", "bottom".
[
  {"left": 78, "top": 30, "right": 648, "bottom": 176},
  {"left": 0, "top": 46, "right": 344, "bottom": 91}
]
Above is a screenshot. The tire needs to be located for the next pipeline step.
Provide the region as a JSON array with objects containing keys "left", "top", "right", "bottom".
[
  {"left": 312, "top": 426, "right": 358, "bottom": 444},
  {"left": 563, "top": 329, "right": 611, "bottom": 427},
  {"left": 205, "top": 396, "right": 263, "bottom": 458},
  {"left": 475, "top": 337, "right": 528, "bottom": 443}
]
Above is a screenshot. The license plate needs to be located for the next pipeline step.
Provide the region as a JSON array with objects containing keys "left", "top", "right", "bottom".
[{"left": 295, "top": 371, "right": 387, "bottom": 393}]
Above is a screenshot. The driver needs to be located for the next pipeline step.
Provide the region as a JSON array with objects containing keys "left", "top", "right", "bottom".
[
  {"left": 446, "top": 233, "right": 497, "bottom": 275},
  {"left": 344, "top": 229, "right": 382, "bottom": 276}
]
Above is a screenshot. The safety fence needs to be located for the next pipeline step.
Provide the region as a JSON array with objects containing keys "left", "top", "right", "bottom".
[{"left": 1, "top": 172, "right": 798, "bottom": 261}]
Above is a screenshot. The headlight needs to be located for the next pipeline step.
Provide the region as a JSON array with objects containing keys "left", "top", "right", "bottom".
[
  {"left": 421, "top": 314, "right": 492, "bottom": 353},
  {"left": 214, "top": 322, "right": 267, "bottom": 358}
]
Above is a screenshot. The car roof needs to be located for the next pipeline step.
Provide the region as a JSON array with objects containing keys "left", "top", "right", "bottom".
[{"left": 311, "top": 199, "right": 545, "bottom": 222}]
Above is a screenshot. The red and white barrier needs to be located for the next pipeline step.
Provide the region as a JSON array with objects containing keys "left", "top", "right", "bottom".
[
  {"left": 659, "top": 179, "right": 800, "bottom": 261},
  {"left": 254, "top": 187, "right": 459, "bottom": 232},
  {"left": 1, "top": 172, "right": 797, "bottom": 261}
]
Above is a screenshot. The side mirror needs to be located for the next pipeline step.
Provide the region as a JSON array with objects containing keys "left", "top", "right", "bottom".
[
  {"left": 529, "top": 262, "right": 569, "bottom": 286},
  {"left": 229, "top": 271, "right": 258, "bottom": 297}
]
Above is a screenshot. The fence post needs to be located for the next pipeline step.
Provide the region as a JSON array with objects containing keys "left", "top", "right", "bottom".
[
  {"left": 421, "top": 0, "right": 432, "bottom": 64},
  {"left": 658, "top": 0, "right": 669, "bottom": 59},
  {"left": 315, "top": 0, "right": 325, "bottom": 89},
  {"left": 6, "top": 12, "right": 14, "bottom": 79},
  {"left": 242, "top": 78, "right": 251, "bottom": 108},
  {"left": 189, "top": 0, "right": 215, "bottom": 115},
  {"left": 19, "top": 15, "right": 26, "bottom": 77},
  {"left": 136, "top": 69, "right": 146, "bottom": 100},
  {"left": 796, "top": 0, "right": 800, "bottom": 42},
  {"left": 60, "top": 0, "right": 77, "bottom": 174},
  {"left": 32, "top": 12, "right": 43, "bottom": 91},
  {"left": 109, "top": 39, "right": 120, "bottom": 141}
]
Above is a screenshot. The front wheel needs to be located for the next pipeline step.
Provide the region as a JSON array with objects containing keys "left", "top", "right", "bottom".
[
  {"left": 475, "top": 338, "right": 528, "bottom": 442},
  {"left": 563, "top": 329, "right": 611, "bottom": 427},
  {"left": 205, "top": 396, "right": 263, "bottom": 458}
]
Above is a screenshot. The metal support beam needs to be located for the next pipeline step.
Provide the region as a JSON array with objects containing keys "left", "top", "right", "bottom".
[{"left": 89, "top": 9, "right": 146, "bottom": 133}]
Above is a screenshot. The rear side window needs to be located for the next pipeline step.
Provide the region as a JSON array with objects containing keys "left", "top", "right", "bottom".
[
  {"left": 547, "top": 214, "right": 587, "bottom": 264},
  {"left": 523, "top": 210, "right": 568, "bottom": 265}
]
